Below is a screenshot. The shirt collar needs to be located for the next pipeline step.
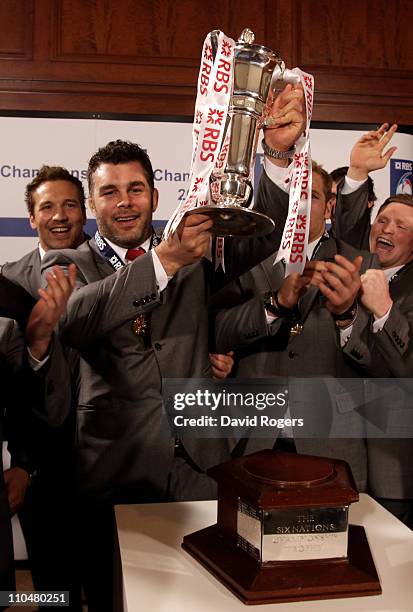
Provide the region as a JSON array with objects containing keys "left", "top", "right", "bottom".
[
  {"left": 383, "top": 265, "right": 403, "bottom": 283},
  {"left": 306, "top": 238, "right": 319, "bottom": 261},
  {"left": 105, "top": 236, "right": 151, "bottom": 264},
  {"left": 306, "top": 231, "right": 329, "bottom": 260}
]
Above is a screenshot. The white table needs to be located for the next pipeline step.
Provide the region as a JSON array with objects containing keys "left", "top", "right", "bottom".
[{"left": 115, "top": 495, "right": 413, "bottom": 611}]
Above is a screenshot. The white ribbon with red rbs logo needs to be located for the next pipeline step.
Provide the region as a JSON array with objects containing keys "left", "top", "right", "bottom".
[
  {"left": 163, "top": 32, "right": 235, "bottom": 242},
  {"left": 275, "top": 70, "right": 314, "bottom": 275}
]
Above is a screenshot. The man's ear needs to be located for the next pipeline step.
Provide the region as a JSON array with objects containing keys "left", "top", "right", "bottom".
[
  {"left": 88, "top": 196, "right": 96, "bottom": 216},
  {"left": 29, "top": 214, "right": 37, "bottom": 230},
  {"left": 152, "top": 188, "right": 159, "bottom": 213},
  {"left": 324, "top": 197, "right": 334, "bottom": 220}
]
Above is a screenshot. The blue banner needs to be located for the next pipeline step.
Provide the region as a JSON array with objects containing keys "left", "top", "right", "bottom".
[{"left": 390, "top": 158, "right": 413, "bottom": 196}]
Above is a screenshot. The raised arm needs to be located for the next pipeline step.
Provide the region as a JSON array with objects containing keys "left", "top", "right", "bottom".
[
  {"left": 335, "top": 123, "right": 397, "bottom": 249},
  {"left": 215, "top": 85, "right": 307, "bottom": 283}
]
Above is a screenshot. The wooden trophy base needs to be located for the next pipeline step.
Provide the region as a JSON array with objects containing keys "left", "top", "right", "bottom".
[{"left": 182, "top": 524, "right": 381, "bottom": 605}]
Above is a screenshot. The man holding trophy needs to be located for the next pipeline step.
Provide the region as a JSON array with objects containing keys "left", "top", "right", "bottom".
[{"left": 39, "top": 31, "right": 307, "bottom": 607}]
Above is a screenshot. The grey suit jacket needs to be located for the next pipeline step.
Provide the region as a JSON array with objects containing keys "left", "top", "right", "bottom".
[
  {"left": 335, "top": 181, "right": 371, "bottom": 250},
  {"left": 342, "top": 258, "right": 413, "bottom": 499},
  {"left": 0, "top": 274, "right": 71, "bottom": 429},
  {"left": 211, "top": 179, "right": 377, "bottom": 491},
  {"left": 212, "top": 237, "right": 376, "bottom": 491},
  {"left": 40, "top": 172, "right": 290, "bottom": 503},
  {"left": 332, "top": 181, "right": 413, "bottom": 499},
  {"left": 1, "top": 250, "right": 74, "bottom": 429},
  {"left": 2, "top": 248, "right": 43, "bottom": 298}
]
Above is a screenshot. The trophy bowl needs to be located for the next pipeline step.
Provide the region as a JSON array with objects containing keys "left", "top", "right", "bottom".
[{"left": 186, "top": 203, "right": 274, "bottom": 237}]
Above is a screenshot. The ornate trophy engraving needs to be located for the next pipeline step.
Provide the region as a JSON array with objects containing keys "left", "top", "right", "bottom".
[{"left": 186, "top": 28, "right": 299, "bottom": 237}]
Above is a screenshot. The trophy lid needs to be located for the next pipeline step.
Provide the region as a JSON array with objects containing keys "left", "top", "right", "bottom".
[
  {"left": 208, "top": 450, "right": 359, "bottom": 508},
  {"left": 244, "top": 452, "right": 334, "bottom": 487},
  {"left": 235, "top": 28, "right": 281, "bottom": 62}
]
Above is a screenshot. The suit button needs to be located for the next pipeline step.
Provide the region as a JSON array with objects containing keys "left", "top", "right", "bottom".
[
  {"left": 151, "top": 293, "right": 157, "bottom": 300},
  {"left": 133, "top": 300, "right": 139, "bottom": 307},
  {"left": 154, "top": 343, "right": 162, "bottom": 351},
  {"left": 288, "top": 351, "right": 297, "bottom": 358}
]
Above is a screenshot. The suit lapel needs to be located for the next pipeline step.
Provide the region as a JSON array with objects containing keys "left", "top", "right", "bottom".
[
  {"left": 88, "top": 237, "right": 117, "bottom": 278},
  {"left": 256, "top": 256, "right": 285, "bottom": 293},
  {"left": 30, "top": 250, "right": 43, "bottom": 294},
  {"left": 389, "top": 261, "right": 413, "bottom": 303}
]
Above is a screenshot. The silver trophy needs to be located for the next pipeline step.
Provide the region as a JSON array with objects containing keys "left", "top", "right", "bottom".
[{"left": 188, "top": 28, "right": 299, "bottom": 237}]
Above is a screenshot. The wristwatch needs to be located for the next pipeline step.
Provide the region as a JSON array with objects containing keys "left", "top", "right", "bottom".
[
  {"left": 333, "top": 302, "right": 358, "bottom": 328},
  {"left": 261, "top": 139, "right": 296, "bottom": 160},
  {"left": 264, "top": 291, "right": 292, "bottom": 318}
]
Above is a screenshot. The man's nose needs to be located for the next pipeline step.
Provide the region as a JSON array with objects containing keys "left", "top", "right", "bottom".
[
  {"left": 52, "top": 206, "right": 68, "bottom": 220},
  {"left": 116, "top": 191, "right": 132, "bottom": 207},
  {"left": 382, "top": 222, "right": 394, "bottom": 233}
]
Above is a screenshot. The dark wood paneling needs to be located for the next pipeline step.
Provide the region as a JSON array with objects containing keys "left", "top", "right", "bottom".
[
  {"left": 0, "top": 0, "right": 411, "bottom": 124},
  {"left": 0, "top": 0, "right": 33, "bottom": 60},
  {"left": 53, "top": 0, "right": 268, "bottom": 66},
  {"left": 298, "top": 0, "right": 413, "bottom": 72}
]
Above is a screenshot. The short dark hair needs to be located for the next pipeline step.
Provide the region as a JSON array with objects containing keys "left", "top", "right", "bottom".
[
  {"left": 312, "top": 161, "right": 332, "bottom": 201},
  {"left": 330, "top": 166, "right": 348, "bottom": 185},
  {"left": 377, "top": 193, "right": 413, "bottom": 216},
  {"left": 25, "top": 165, "right": 86, "bottom": 216},
  {"left": 330, "top": 165, "right": 377, "bottom": 202},
  {"left": 87, "top": 140, "right": 155, "bottom": 193}
]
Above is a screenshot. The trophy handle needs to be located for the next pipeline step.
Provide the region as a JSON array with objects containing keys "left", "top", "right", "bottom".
[
  {"left": 270, "top": 62, "right": 300, "bottom": 91},
  {"left": 259, "top": 64, "right": 301, "bottom": 129}
]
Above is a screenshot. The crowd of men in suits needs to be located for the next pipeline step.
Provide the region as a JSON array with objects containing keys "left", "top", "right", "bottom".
[{"left": 0, "top": 83, "right": 412, "bottom": 611}]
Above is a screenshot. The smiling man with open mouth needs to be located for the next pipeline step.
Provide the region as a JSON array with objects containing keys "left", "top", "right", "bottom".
[
  {"left": 89, "top": 159, "right": 157, "bottom": 249},
  {"left": 369, "top": 194, "right": 413, "bottom": 271},
  {"left": 28, "top": 172, "right": 87, "bottom": 253}
]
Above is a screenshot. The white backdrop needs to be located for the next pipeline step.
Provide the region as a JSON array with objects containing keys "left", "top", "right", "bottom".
[{"left": 0, "top": 116, "right": 412, "bottom": 264}]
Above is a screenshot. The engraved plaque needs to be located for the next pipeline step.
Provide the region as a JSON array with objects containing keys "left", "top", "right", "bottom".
[
  {"left": 262, "top": 506, "right": 348, "bottom": 561},
  {"left": 237, "top": 499, "right": 348, "bottom": 562},
  {"left": 237, "top": 499, "right": 261, "bottom": 561}
]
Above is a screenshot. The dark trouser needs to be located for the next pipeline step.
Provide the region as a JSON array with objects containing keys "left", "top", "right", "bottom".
[
  {"left": 376, "top": 497, "right": 413, "bottom": 529},
  {"left": 19, "top": 477, "right": 82, "bottom": 612},
  {"left": 0, "top": 487, "right": 15, "bottom": 612},
  {"left": 273, "top": 437, "right": 297, "bottom": 453},
  {"left": 78, "top": 503, "right": 123, "bottom": 612},
  {"left": 168, "top": 456, "right": 217, "bottom": 501}
]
